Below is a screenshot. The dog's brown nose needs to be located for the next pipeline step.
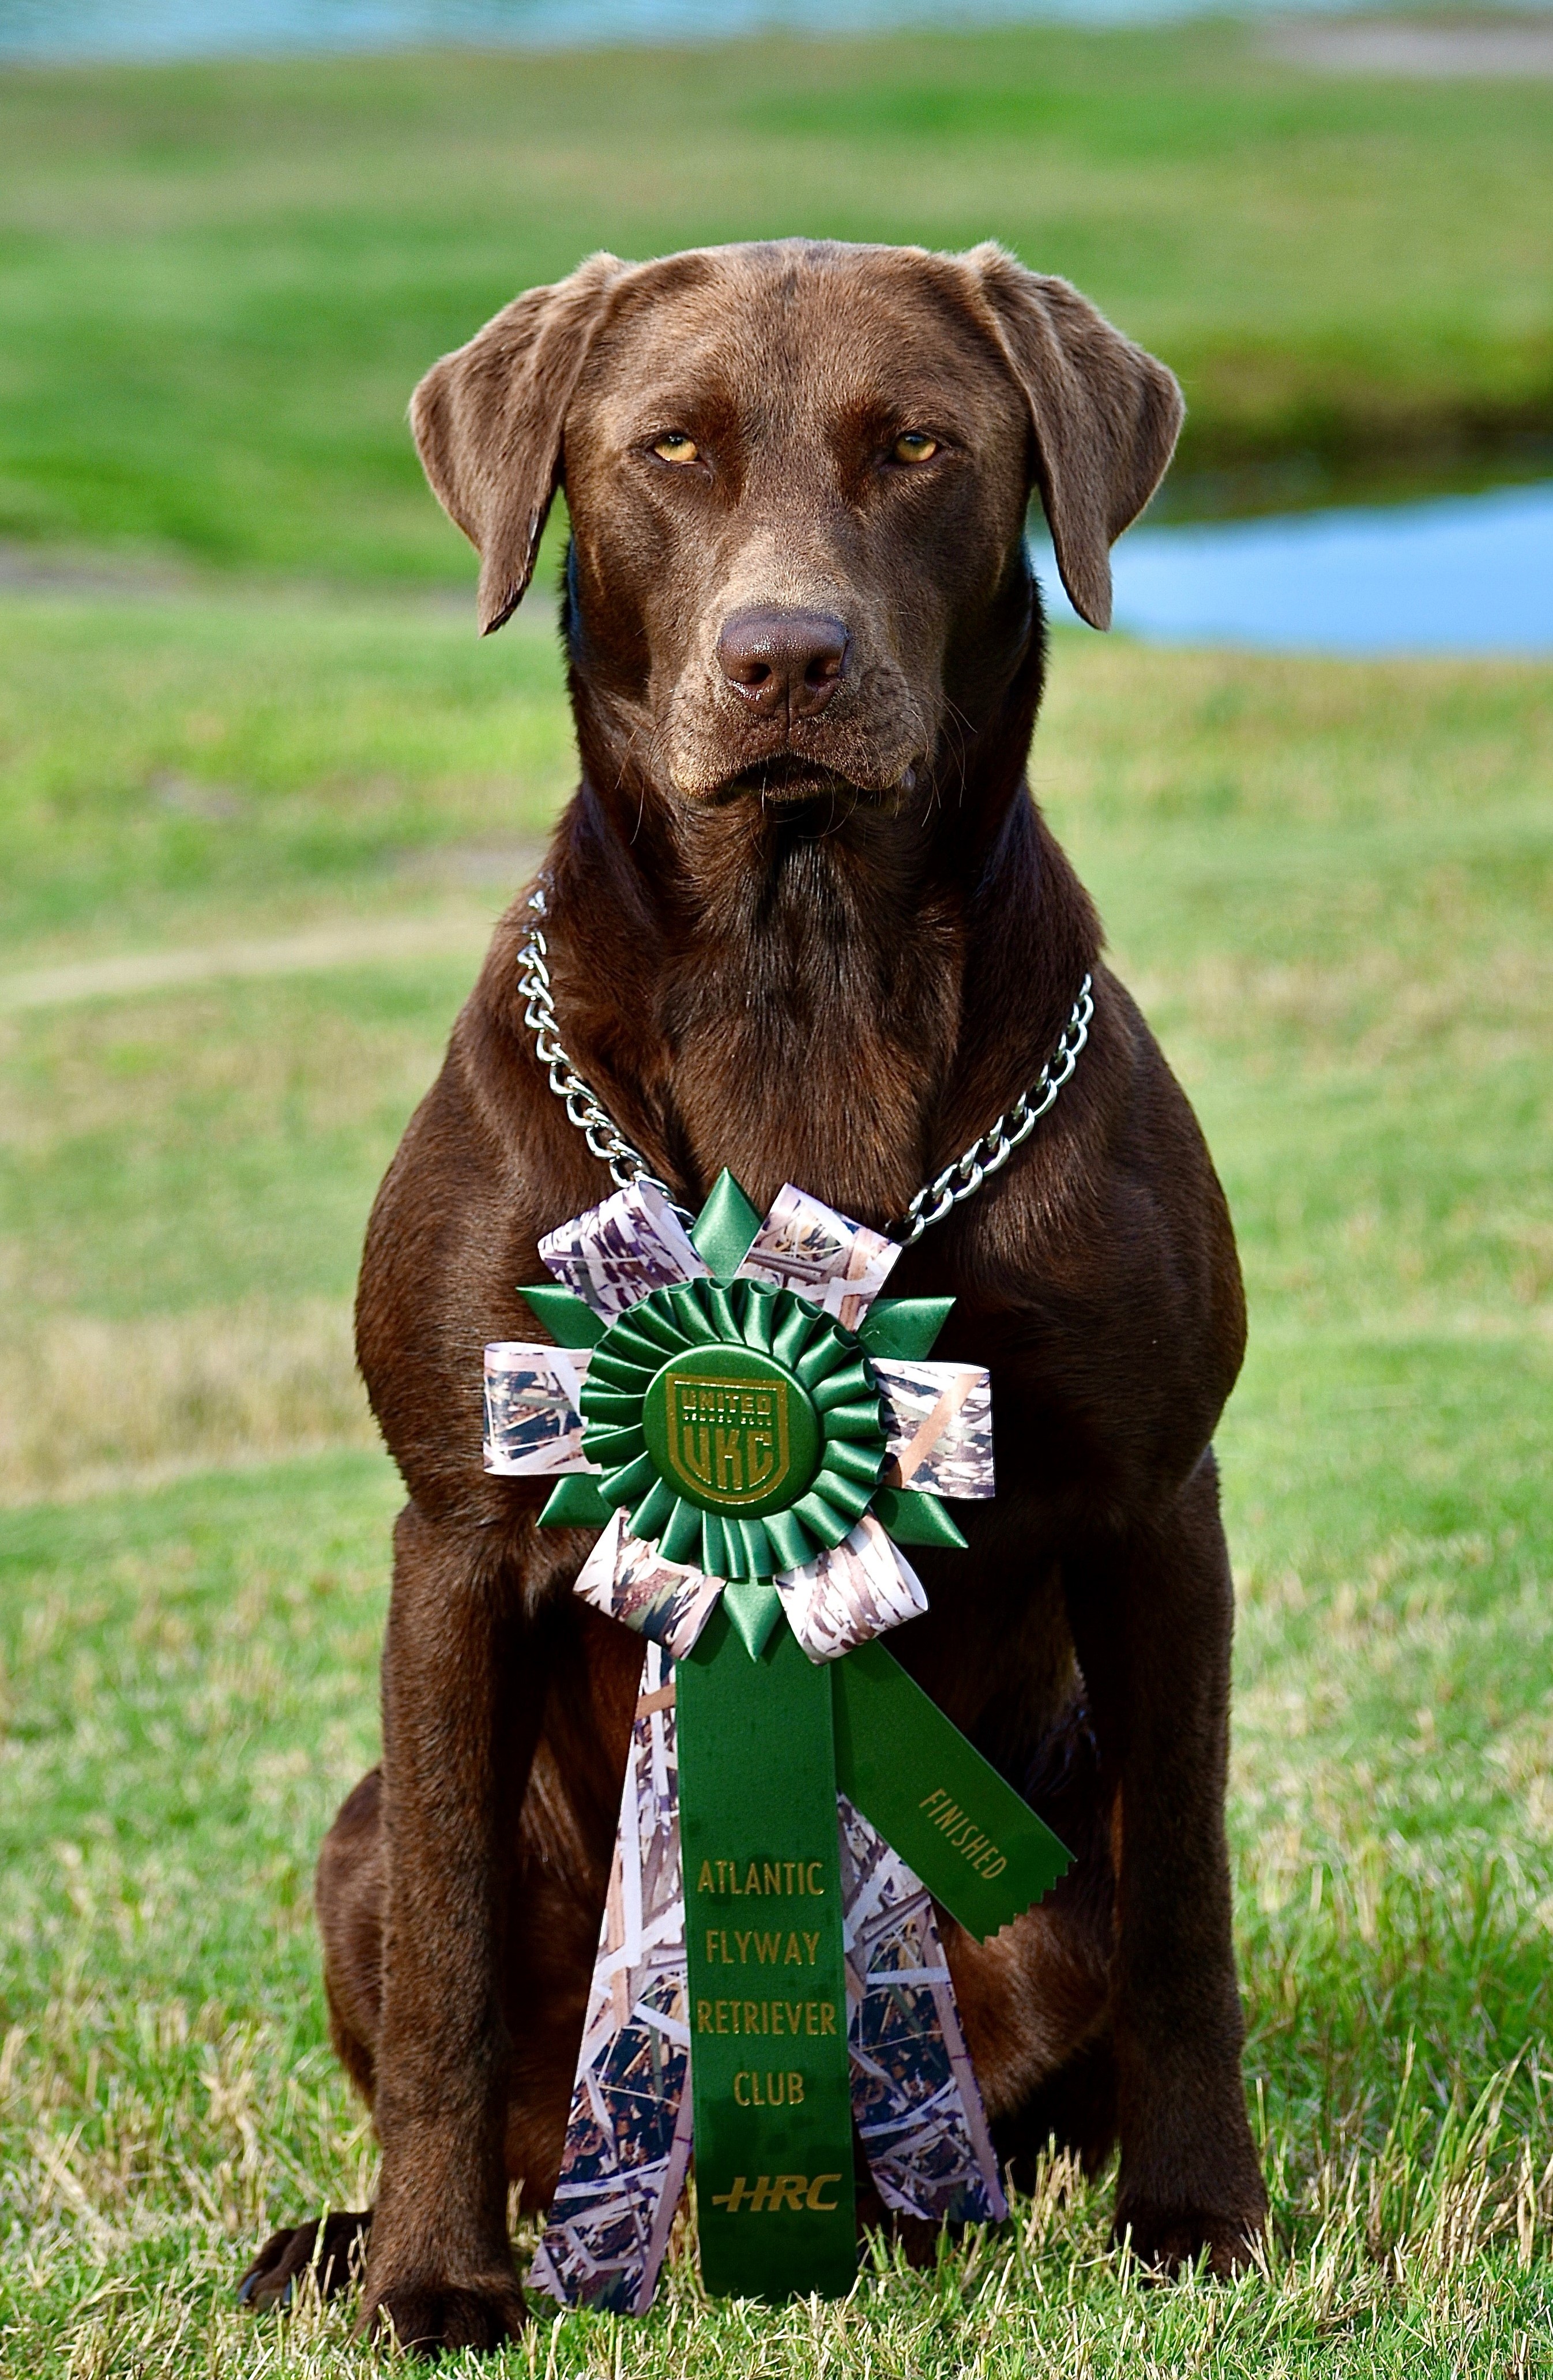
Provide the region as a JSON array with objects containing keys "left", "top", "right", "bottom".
[{"left": 716, "top": 608, "right": 849, "bottom": 718}]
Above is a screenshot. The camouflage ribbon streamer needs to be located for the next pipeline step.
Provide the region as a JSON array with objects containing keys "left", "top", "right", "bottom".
[
  {"left": 838, "top": 1792, "right": 1005, "bottom": 2224},
  {"left": 528, "top": 1643, "right": 694, "bottom": 2315}
]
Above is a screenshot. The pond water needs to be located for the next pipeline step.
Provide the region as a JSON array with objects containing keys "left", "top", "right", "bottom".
[
  {"left": 1033, "top": 480, "right": 1553, "bottom": 655},
  {"left": 0, "top": 0, "right": 1496, "bottom": 59}
]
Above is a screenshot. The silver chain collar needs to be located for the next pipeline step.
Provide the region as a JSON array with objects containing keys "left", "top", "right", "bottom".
[{"left": 517, "top": 882, "right": 1093, "bottom": 1248}]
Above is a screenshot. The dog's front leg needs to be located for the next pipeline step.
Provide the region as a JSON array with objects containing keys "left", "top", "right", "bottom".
[
  {"left": 359, "top": 1500, "right": 535, "bottom": 2354},
  {"left": 1066, "top": 1452, "right": 1267, "bottom": 2275}
]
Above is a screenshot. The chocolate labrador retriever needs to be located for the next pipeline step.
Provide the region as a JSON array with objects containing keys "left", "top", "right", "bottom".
[{"left": 240, "top": 238, "right": 1266, "bottom": 2351}]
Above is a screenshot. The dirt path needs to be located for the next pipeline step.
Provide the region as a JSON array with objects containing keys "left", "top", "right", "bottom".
[{"left": 0, "top": 909, "right": 506, "bottom": 1013}]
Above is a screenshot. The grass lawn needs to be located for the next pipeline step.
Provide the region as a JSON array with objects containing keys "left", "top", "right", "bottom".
[
  {"left": 0, "top": 588, "right": 566, "bottom": 960},
  {"left": 1, "top": 582, "right": 1551, "bottom": 2371},
  {"left": 1, "top": 25, "right": 1550, "bottom": 579}
]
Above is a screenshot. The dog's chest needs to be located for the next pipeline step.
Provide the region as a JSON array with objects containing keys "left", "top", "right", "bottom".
[{"left": 660, "top": 920, "right": 958, "bottom": 1225}]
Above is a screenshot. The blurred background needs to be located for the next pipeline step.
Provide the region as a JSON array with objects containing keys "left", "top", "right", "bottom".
[{"left": 1, "top": 7, "right": 1551, "bottom": 2375}]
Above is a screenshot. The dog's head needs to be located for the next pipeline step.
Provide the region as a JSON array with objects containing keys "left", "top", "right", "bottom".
[{"left": 412, "top": 240, "right": 1180, "bottom": 811}]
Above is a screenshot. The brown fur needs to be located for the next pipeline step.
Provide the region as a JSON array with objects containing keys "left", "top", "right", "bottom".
[{"left": 240, "top": 238, "right": 1267, "bottom": 2354}]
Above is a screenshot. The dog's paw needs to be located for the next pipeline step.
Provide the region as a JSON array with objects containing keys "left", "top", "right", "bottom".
[
  {"left": 238, "top": 2209, "right": 373, "bottom": 2309},
  {"left": 360, "top": 2272, "right": 529, "bottom": 2358},
  {"left": 1115, "top": 2198, "right": 1265, "bottom": 2280}
]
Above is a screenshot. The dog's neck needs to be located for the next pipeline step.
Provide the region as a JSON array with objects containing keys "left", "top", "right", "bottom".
[{"left": 540, "top": 629, "right": 1099, "bottom": 1228}]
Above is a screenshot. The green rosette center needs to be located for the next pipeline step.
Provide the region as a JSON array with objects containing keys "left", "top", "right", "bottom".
[{"left": 578, "top": 1279, "right": 888, "bottom": 1581}]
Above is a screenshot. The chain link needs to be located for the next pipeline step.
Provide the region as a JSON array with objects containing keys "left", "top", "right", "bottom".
[
  {"left": 517, "top": 885, "right": 689, "bottom": 1215},
  {"left": 888, "top": 972, "right": 1093, "bottom": 1244},
  {"left": 517, "top": 882, "right": 1092, "bottom": 1246}
]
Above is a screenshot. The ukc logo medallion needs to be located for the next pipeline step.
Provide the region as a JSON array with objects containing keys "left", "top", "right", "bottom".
[
  {"left": 667, "top": 1373, "right": 790, "bottom": 1506},
  {"left": 642, "top": 1345, "right": 822, "bottom": 1520}
]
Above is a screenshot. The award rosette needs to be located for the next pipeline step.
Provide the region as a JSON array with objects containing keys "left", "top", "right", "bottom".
[{"left": 483, "top": 1171, "right": 1070, "bottom": 2310}]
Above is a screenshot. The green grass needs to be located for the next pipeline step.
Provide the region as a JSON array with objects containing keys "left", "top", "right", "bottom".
[
  {"left": 0, "top": 589, "right": 567, "bottom": 957},
  {"left": 2, "top": 588, "right": 1552, "bottom": 2370},
  {"left": 1, "top": 24, "right": 1550, "bottom": 578}
]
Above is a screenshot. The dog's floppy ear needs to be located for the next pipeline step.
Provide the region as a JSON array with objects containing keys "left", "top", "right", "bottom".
[
  {"left": 962, "top": 244, "right": 1183, "bottom": 631},
  {"left": 411, "top": 251, "right": 627, "bottom": 635}
]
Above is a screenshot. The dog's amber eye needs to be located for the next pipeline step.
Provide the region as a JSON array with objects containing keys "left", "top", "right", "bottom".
[
  {"left": 892, "top": 432, "right": 939, "bottom": 465},
  {"left": 652, "top": 431, "right": 700, "bottom": 464}
]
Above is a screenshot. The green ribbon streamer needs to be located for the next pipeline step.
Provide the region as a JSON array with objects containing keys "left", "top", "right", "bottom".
[
  {"left": 678, "top": 1600, "right": 858, "bottom": 2300},
  {"left": 832, "top": 1638, "right": 1072, "bottom": 1942}
]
